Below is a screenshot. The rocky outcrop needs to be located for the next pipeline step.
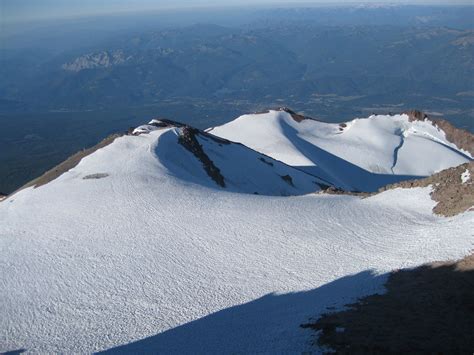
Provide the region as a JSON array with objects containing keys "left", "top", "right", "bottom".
[
  {"left": 378, "top": 161, "right": 473, "bottom": 217},
  {"left": 404, "top": 110, "right": 474, "bottom": 156},
  {"left": 322, "top": 161, "right": 473, "bottom": 217},
  {"left": 278, "top": 107, "right": 315, "bottom": 123},
  {"left": 252, "top": 107, "right": 316, "bottom": 123},
  {"left": 178, "top": 126, "right": 226, "bottom": 187},
  {"left": 280, "top": 174, "right": 294, "bottom": 187},
  {"left": 430, "top": 119, "right": 474, "bottom": 157}
]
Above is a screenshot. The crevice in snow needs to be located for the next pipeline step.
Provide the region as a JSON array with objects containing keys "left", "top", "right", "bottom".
[{"left": 391, "top": 129, "right": 406, "bottom": 174}]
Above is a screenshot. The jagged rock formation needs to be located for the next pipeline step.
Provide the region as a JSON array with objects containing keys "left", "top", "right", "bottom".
[{"left": 178, "top": 126, "right": 226, "bottom": 188}]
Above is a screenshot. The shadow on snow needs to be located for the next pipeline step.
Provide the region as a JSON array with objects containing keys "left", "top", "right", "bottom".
[{"left": 99, "top": 270, "right": 386, "bottom": 354}]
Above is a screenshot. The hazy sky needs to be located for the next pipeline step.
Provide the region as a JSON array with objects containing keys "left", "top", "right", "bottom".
[{"left": 2, "top": 0, "right": 473, "bottom": 23}]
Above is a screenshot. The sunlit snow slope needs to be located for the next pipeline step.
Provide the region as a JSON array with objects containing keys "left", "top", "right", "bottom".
[
  {"left": 209, "top": 110, "right": 472, "bottom": 192},
  {"left": 0, "top": 121, "right": 472, "bottom": 354}
]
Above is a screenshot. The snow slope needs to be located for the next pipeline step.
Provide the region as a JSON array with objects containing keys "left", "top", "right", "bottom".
[
  {"left": 209, "top": 110, "right": 472, "bottom": 192},
  {"left": 0, "top": 123, "right": 473, "bottom": 353},
  {"left": 155, "top": 126, "right": 322, "bottom": 195}
]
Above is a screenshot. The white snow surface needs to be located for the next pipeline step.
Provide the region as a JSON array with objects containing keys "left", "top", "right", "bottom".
[
  {"left": 1, "top": 127, "right": 473, "bottom": 353},
  {"left": 461, "top": 169, "right": 471, "bottom": 184},
  {"left": 209, "top": 110, "right": 472, "bottom": 192}
]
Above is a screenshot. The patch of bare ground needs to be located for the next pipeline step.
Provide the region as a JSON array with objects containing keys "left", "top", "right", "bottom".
[
  {"left": 83, "top": 173, "right": 109, "bottom": 180},
  {"left": 279, "top": 107, "right": 316, "bottom": 122},
  {"left": 405, "top": 110, "right": 474, "bottom": 156},
  {"left": 338, "top": 123, "right": 347, "bottom": 132},
  {"left": 178, "top": 126, "right": 226, "bottom": 187},
  {"left": 378, "top": 161, "right": 474, "bottom": 217},
  {"left": 320, "top": 186, "right": 371, "bottom": 198},
  {"left": 9, "top": 133, "right": 122, "bottom": 196},
  {"left": 302, "top": 253, "right": 474, "bottom": 354}
]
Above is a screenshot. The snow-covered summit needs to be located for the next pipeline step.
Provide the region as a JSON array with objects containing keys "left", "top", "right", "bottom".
[
  {"left": 129, "top": 118, "right": 323, "bottom": 195},
  {"left": 209, "top": 109, "right": 472, "bottom": 192},
  {"left": 0, "top": 111, "right": 472, "bottom": 353}
]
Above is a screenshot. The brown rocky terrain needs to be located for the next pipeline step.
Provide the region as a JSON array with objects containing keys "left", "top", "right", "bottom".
[
  {"left": 378, "top": 161, "right": 473, "bottom": 217},
  {"left": 302, "top": 253, "right": 474, "bottom": 354},
  {"left": 322, "top": 162, "right": 473, "bottom": 217},
  {"left": 253, "top": 107, "right": 316, "bottom": 122}
]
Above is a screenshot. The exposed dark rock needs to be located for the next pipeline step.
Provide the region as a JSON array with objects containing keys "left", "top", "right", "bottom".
[
  {"left": 321, "top": 186, "right": 370, "bottom": 197},
  {"left": 280, "top": 174, "right": 294, "bottom": 187},
  {"left": 178, "top": 126, "right": 226, "bottom": 188},
  {"left": 378, "top": 161, "right": 473, "bottom": 217},
  {"left": 83, "top": 173, "right": 109, "bottom": 180},
  {"left": 278, "top": 107, "right": 314, "bottom": 123},
  {"left": 404, "top": 109, "right": 428, "bottom": 121}
]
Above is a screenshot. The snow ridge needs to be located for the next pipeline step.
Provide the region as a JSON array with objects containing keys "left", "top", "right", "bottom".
[{"left": 210, "top": 109, "right": 472, "bottom": 192}]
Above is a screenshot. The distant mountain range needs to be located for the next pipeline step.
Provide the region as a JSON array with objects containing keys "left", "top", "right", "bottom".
[{"left": 1, "top": 24, "right": 473, "bottom": 124}]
